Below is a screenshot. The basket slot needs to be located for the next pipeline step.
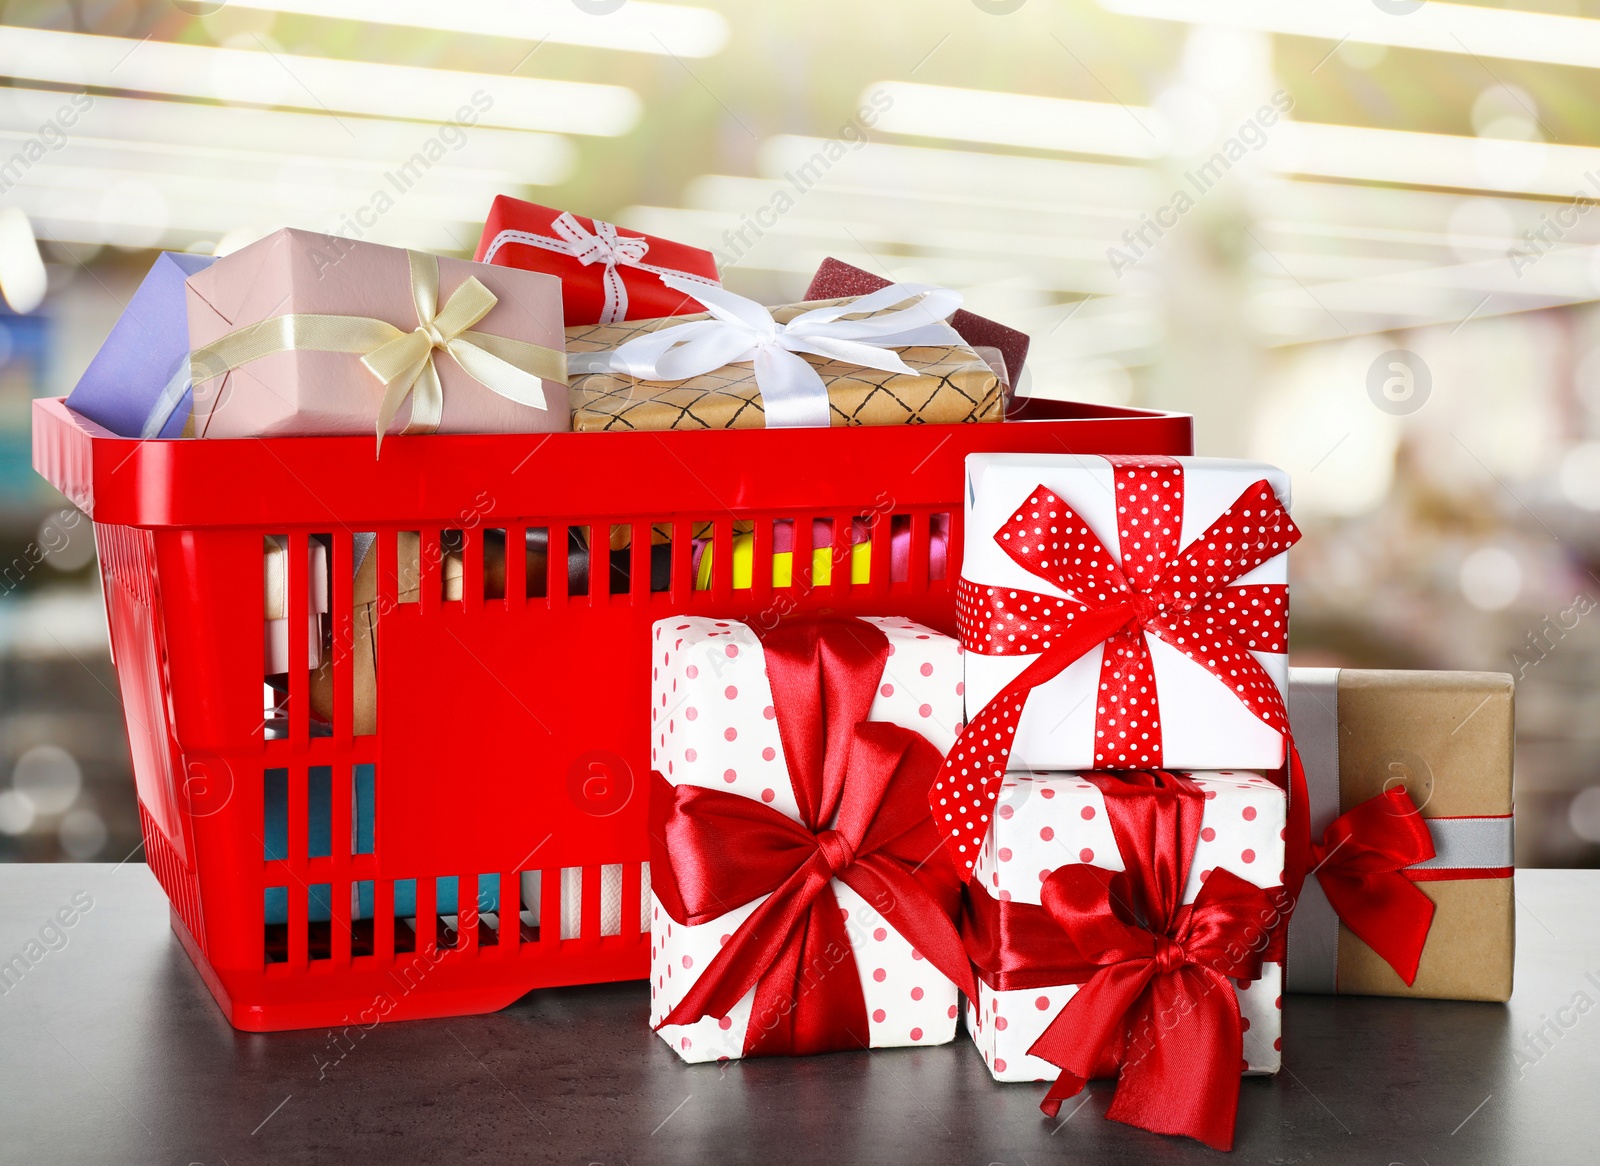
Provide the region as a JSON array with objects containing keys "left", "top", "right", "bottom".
[
  {"left": 867, "top": 507, "right": 893, "bottom": 596},
  {"left": 416, "top": 877, "right": 440, "bottom": 956},
  {"left": 929, "top": 511, "right": 950, "bottom": 582},
  {"left": 454, "top": 873, "right": 479, "bottom": 956},
  {"left": 708, "top": 518, "right": 734, "bottom": 600},
  {"left": 629, "top": 522, "right": 652, "bottom": 598},
  {"left": 546, "top": 526, "right": 570, "bottom": 603},
  {"left": 541, "top": 867, "right": 562, "bottom": 947},
  {"left": 834, "top": 512, "right": 861, "bottom": 593},
  {"left": 523, "top": 526, "right": 548, "bottom": 601},
  {"left": 418, "top": 530, "right": 442, "bottom": 614},
  {"left": 483, "top": 528, "right": 507, "bottom": 602},
  {"left": 396, "top": 531, "right": 420, "bottom": 605},
  {"left": 353, "top": 764, "right": 374, "bottom": 855},
  {"left": 459, "top": 526, "right": 484, "bottom": 612},
  {"left": 605, "top": 524, "right": 627, "bottom": 596},
  {"left": 392, "top": 879, "right": 416, "bottom": 954},
  {"left": 307, "top": 766, "right": 332, "bottom": 858},
  {"left": 434, "top": 876, "right": 458, "bottom": 950},
  {"left": 568, "top": 524, "right": 593, "bottom": 599},
  {"left": 910, "top": 512, "right": 933, "bottom": 590},
  {"left": 792, "top": 514, "right": 815, "bottom": 592},
  {"left": 263, "top": 889, "right": 287, "bottom": 964},
  {"left": 670, "top": 519, "right": 694, "bottom": 602},
  {"left": 308, "top": 884, "right": 332, "bottom": 962},
  {"left": 747, "top": 517, "right": 774, "bottom": 602},
  {"left": 501, "top": 869, "right": 522, "bottom": 950},
  {"left": 352, "top": 882, "right": 375, "bottom": 957},
  {"left": 328, "top": 530, "right": 360, "bottom": 738},
  {"left": 597, "top": 864, "right": 621, "bottom": 937},
  {"left": 438, "top": 529, "right": 464, "bottom": 607},
  {"left": 620, "top": 861, "right": 644, "bottom": 939},
  {"left": 561, "top": 866, "right": 583, "bottom": 940},
  {"left": 372, "top": 879, "right": 395, "bottom": 959}
]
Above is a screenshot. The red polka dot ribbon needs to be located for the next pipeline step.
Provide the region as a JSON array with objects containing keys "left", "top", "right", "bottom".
[
  {"left": 651, "top": 617, "right": 975, "bottom": 1057},
  {"left": 931, "top": 456, "right": 1300, "bottom": 879}
]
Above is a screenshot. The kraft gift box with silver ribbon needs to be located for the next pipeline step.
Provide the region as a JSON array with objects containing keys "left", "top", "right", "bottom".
[{"left": 1286, "top": 667, "right": 1515, "bottom": 1001}]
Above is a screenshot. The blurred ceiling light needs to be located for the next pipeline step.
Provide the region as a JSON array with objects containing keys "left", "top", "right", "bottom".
[
  {"left": 1558, "top": 442, "right": 1600, "bottom": 511},
  {"left": 1459, "top": 546, "right": 1522, "bottom": 612},
  {"left": 0, "top": 27, "right": 640, "bottom": 135},
  {"left": 1099, "top": 0, "right": 1600, "bottom": 70},
  {"left": 868, "top": 82, "right": 1600, "bottom": 199},
  {"left": 0, "top": 91, "right": 576, "bottom": 183},
  {"left": 0, "top": 208, "right": 48, "bottom": 313},
  {"left": 224, "top": 0, "right": 729, "bottom": 57},
  {"left": 869, "top": 82, "right": 1165, "bottom": 159}
]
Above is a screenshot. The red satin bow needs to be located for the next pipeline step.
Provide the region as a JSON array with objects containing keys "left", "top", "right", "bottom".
[
  {"left": 1310, "top": 786, "right": 1437, "bottom": 986},
  {"left": 1014, "top": 772, "right": 1282, "bottom": 1151},
  {"left": 650, "top": 618, "right": 974, "bottom": 1057},
  {"left": 931, "top": 457, "right": 1304, "bottom": 883}
]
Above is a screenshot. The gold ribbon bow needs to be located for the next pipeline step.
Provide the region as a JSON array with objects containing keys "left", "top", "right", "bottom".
[{"left": 190, "top": 250, "right": 567, "bottom": 452}]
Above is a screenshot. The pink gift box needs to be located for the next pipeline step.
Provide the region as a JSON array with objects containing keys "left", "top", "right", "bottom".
[{"left": 186, "top": 228, "right": 568, "bottom": 439}]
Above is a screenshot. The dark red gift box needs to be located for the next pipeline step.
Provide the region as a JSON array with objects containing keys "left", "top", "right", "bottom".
[{"left": 804, "top": 256, "right": 1031, "bottom": 390}]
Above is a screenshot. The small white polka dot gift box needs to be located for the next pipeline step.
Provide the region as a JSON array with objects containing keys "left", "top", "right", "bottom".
[
  {"left": 649, "top": 615, "right": 974, "bottom": 1063},
  {"left": 960, "top": 453, "right": 1297, "bottom": 774},
  {"left": 964, "top": 770, "right": 1285, "bottom": 1090}
]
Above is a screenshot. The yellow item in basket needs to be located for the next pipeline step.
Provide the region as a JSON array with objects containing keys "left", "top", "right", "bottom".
[{"left": 695, "top": 533, "right": 872, "bottom": 590}]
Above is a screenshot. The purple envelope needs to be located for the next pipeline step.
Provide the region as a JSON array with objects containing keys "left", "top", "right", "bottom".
[{"left": 66, "top": 251, "right": 215, "bottom": 438}]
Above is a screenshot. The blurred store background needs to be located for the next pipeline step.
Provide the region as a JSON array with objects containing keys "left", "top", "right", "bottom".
[{"left": 2, "top": 0, "right": 1599, "bottom": 865}]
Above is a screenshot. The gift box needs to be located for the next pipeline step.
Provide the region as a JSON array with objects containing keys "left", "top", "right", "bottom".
[
  {"left": 65, "top": 251, "right": 215, "bottom": 438},
  {"left": 965, "top": 769, "right": 1286, "bottom": 1150},
  {"left": 1286, "top": 668, "right": 1515, "bottom": 1001},
  {"left": 932, "top": 453, "right": 1299, "bottom": 877},
  {"left": 804, "top": 256, "right": 1031, "bottom": 391},
  {"left": 567, "top": 280, "right": 1005, "bottom": 432},
  {"left": 475, "top": 196, "right": 720, "bottom": 326},
  {"left": 264, "top": 535, "right": 328, "bottom": 675},
  {"left": 186, "top": 228, "right": 568, "bottom": 444},
  {"left": 649, "top": 615, "right": 974, "bottom": 1062}
]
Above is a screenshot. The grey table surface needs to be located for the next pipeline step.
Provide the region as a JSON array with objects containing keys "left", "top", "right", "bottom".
[{"left": 0, "top": 864, "right": 1593, "bottom": 1166}]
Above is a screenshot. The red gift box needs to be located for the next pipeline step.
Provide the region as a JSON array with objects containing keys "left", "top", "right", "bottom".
[
  {"left": 475, "top": 196, "right": 721, "bottom": 326},
  {"left": 804, "top": 256, "right": 1031, "bottom": 390}
]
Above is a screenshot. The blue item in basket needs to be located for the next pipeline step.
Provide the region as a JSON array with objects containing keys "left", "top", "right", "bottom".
[
  {"left": 65, "top": 251, "right": 215, "bottom": 438},
  {"left": 263, "top": 765, "right": 500, "bottom": 924}
]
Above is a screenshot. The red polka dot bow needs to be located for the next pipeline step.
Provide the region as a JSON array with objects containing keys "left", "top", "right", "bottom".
[{"left": 931, "top": 456, "right": 1300, "bottom": 879}]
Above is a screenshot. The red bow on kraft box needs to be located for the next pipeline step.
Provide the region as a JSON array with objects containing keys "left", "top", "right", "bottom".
[
  {"left": 475, "top": 196, "right": 720, "bottom": 326},
  {"left": 932, "top": 454, "right": 1310, "bottom": 898},
  {"left": 965, "top": 772, "right": 1286, "bottom": 1151},
  {"left": 650, "top": 618, "right": 975, "bottom": 1058},
  {"left": 1309, "top": 786, "right": 1437, "bottom": 984}
]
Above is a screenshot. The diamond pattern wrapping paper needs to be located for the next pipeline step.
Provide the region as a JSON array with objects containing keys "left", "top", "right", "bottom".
[
  {"left": 568, "top": 297, "right": 1004, "bottom": 432},
  {"left": 968, "top": 771, "right": 1285, "bottom": 1082},
  {"left": 650, "top": 616, "right": 965, "bottom": 1063}
]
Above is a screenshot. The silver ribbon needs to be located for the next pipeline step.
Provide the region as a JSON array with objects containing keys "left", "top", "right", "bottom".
[{"left": 568, "top": 276, "right": 965, "bottom": 429}]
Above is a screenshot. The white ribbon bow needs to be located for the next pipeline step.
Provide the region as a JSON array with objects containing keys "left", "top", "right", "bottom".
[
  {"left": 569, "top": 275, "right": 965, "bottom": 428},
  {"left": 482, "top": 212, "right": 715, "bottom": 325}
]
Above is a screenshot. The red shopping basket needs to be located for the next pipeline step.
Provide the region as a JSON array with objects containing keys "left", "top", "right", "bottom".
[{"left": 33, "top": 396, "right": 1191, "bottom": 1031}]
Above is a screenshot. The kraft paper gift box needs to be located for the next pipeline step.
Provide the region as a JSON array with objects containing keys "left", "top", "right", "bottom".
[
  {"left": 185, "top": 228, "right": 568, "bottom": 441},
  {"left": 66, "top": 251, "right": 214, "bottom": 438},
  {"left": 1286, "top": 668, "right": 1515, "bottom": 1002},
  {"left": 649, "top": 615, "right": 971, "bottom": 1062},
  {"left": 475, "top": 196, "right": 721, "bottom": 326},
  {"left": 804, "top": 256, "right": 1031, "bottom": 391},
  {"left": 566, "top": 286, "right": 1006, "bottom": 432},
  {"left": 958, "top": 453, "right": 1297, "bottom": 774}
]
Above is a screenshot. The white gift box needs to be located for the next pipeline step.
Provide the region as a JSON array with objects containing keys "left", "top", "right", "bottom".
[
  {"left": 962, "top": 453, "right": 1293, "bottom": 772},
  {"left": 968, "top": 770, "right": 1285, "bottom": 1082},
  {"left": 649, "top": 615, "right": 964, "bottom": 1063}
]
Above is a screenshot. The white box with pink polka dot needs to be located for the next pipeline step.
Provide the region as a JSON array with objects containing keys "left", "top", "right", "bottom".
[
  {"left": 650, "top": 615, "right": 967, "bottom": 1063},
  {"left": 967, "top": 770, "right": 1285, "bottom": 1083},
  {"left": 962, "top": 453, "right": 1293, "bottom": 773}
]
